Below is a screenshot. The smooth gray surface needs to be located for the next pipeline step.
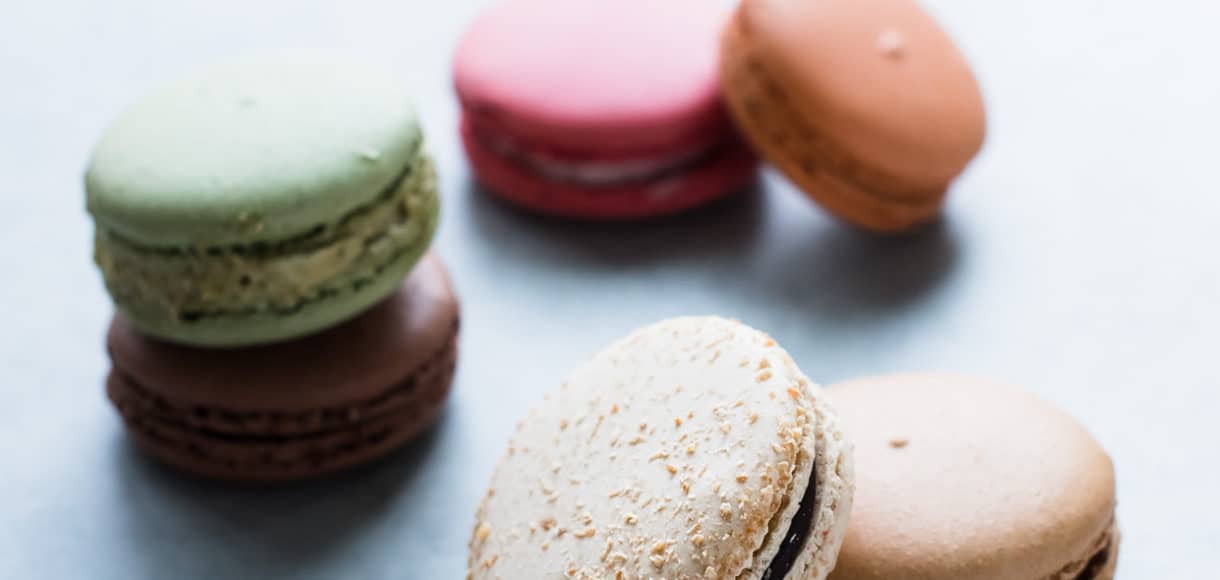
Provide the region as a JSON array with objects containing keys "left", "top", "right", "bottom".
[{"left": 1, "top": 0, "right": 1217, "bottom": 577}]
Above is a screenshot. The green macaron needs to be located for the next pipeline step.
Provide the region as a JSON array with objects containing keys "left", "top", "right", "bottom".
[{"left": 86, "top": 53, "right": 439, "bottom": 347}]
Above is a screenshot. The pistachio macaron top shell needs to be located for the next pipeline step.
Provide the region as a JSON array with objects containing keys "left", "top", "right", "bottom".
[
  {"left": 469, "top": 316, "right": 853, "bottom": 580},
  {"left": 85, "top": 54, "right": 424, "bottom": 247}
]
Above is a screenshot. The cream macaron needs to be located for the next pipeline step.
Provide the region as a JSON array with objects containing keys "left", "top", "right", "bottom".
[
  {"left": 468, "top": 316, "right": 854, "bottom": 579},
  {"left": 828, "top": 374, "right": 1119, "bottom": 580}
]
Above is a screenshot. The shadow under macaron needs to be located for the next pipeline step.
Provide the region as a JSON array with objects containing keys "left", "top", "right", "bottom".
[
  {"left": 767, "top": 217, "right": 964, "bottom": 324},
  {"left": 461, "top": 175, "right": 768, "bottom": 270},
  {"left": 109, "top": 413, "right": 447, "bottom": 577}
]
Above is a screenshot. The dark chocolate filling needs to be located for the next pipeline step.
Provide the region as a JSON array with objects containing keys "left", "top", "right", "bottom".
[{"left": 761, "top": 468, "right": 818, "bottom": 580}]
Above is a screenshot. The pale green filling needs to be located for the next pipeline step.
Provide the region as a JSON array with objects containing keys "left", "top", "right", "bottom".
[{"left": 95, "top": 153, "right": 437, "bottom": 323}]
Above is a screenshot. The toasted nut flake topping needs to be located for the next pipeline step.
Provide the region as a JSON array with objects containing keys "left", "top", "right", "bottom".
[
  {"left": 600, "top": 539, "right": 613, "bottom": 561},
  {"left": 890, "top": 437, "right": 910, "bottom": 449},
  {"left": 475, "top": 523, "right": 492, "bottom": 541}
]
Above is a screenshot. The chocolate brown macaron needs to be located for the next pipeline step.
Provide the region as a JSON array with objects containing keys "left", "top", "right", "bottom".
[
  {"left": 720, "top": 0, "right": 986, "bottom": 232},
  {"left": 106, "top": 254, "right": 459, "bottom": 483},
  {"left": 828, "top": 374, "right": 1119, "bottom": 580}
]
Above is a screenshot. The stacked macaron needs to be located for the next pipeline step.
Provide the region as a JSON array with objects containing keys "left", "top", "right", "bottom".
[
  {"left": 455, "top": 0, "right": 985, "bottom": 231},
  {"left": 87, "top": 54, "right": 459, "bottom": 482}
]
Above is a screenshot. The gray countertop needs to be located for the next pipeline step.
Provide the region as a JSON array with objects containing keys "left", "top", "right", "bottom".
[{"left": 1, "top": 0, "right": 1216, "bottom": 577}]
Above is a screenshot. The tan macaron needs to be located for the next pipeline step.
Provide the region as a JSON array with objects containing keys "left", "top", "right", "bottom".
[
  {"left": 828, "top": 374, "right": 1119, "bottom": 580},
  {"left": 468, "top": 316, "right": 854, "bottom": 579}
]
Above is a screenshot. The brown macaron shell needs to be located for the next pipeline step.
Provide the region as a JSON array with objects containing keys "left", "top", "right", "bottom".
[
  {"left": 827, "top": 374, "right": 1118, "bottom": 580},
  {"left": 721, "top": 0, "right": 986, "bottom": 232},
  {"left": 106, "top": 253, "right": 460, "bottom": 482}
]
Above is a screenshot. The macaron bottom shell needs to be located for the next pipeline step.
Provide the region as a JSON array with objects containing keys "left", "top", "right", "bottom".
[
  {"left": 462, "top": 119, "right": 758, "bottom": 220},
  {"left": 121, "top": 227, "right": 434, "bottom": 348},
  {"left": 720, "top": 12, "right": 944, "bottom": 233}
]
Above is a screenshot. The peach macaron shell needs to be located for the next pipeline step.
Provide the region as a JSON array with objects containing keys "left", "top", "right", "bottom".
[{"left": 826, "top": 373, "right": 1118, "bottom": 580}]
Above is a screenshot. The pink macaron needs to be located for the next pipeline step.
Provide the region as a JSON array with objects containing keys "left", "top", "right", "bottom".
[{"left": 454, "top": 0, "right": 758, "bottom": 219}]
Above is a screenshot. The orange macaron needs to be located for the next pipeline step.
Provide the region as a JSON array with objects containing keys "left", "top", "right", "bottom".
[{"left": 720, "top": 0, "right": 986, "bottom": 232}]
